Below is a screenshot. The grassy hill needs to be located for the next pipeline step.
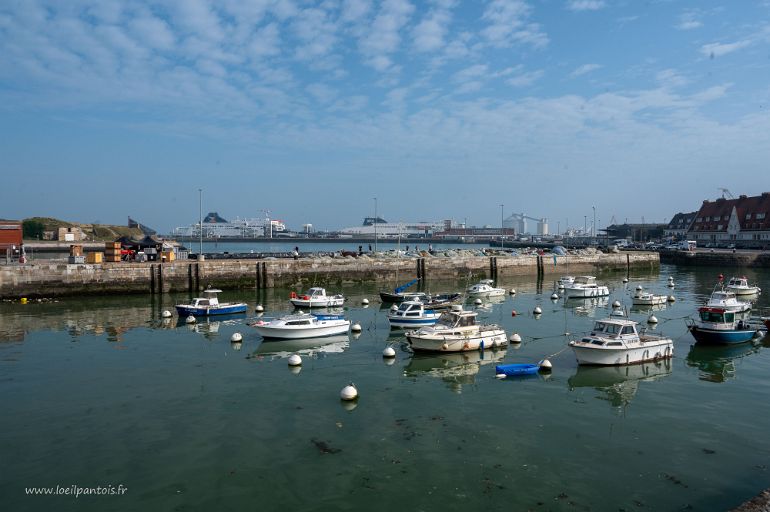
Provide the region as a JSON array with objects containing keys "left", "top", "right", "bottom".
[{"left": 23, "top": 217, "right": 145, "bottom": 241}]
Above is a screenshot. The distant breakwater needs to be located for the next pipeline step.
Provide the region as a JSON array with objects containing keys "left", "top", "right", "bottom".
[{"left": 0, "top": 253, "right": 659, "bottom": 298}]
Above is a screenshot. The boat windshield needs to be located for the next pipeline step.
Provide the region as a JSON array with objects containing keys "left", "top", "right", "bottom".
[
  {"left": 593, "top": 322, "right": 621, "bottom": 334},
  {"left": 700, "top": 310, "right": 734, "bottom": 323}
]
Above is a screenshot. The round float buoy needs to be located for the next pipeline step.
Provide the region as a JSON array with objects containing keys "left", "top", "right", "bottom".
[
  {"left": 612, "top": 300, "right": 621, "bottom": 309},
  {"left": 474, "top": 298, "right": 482, "bottom": 305},
  {"left": 340, "top": 383, "right": 358, "bottom": 401},
  {"left": 390, "top": 304, "right": 398, "bottom": 312},
  {"left": 230, "top": 332, "right": 243, "bottom": 343},
  {"left": 668, "top": 276, "right": 674, "bottom": 281},
  {"left": 509, "top": 333, "right": 522, "bottom": 343},
  {"left": 622, "top": 277, "right": 629, "bottom": 283},
  {"left": 533, "top": 306, "right": 542, "bottom": 315},
  {"left": 288, "top": 354, "right": 302, "bottom": 366},
  {"left": 255, "top": 304, "right": 264, "bottom": 312},
  {"left": 362, "top": 298, "right": 369, "bottom": 305},
  {"left": 539, "top": 359, "right": 553, "bottom": 371},
  {"left": 511, "top": 310, "right": 518, "bottom": 317},
  {"left": 185, "top": 315, "right": 196, "bottom": 324},
  {"left": 20, "top": 297, "right": 28, "bottom": 304},
  {"left": 351, "top": 323, "right": 362, "bottom": 332},
  {"left": 667, "top": 282, "right": 675, "bottom": 288},
  {"left": 451, "top": 304, "right": 463, "bottom": 312},
  {"left": 667, "top": 295, "right": 676, "bottom": 302},
  {"left": 161, "top": 310, "right": 172, "bottom": 318},
  {"left": 636, "top": 285, "right": 643, "bottom": 291},
  {"left": 648, "top": 314, "right": 658, "bottom": 324},
  {"left": 557, "top": 283, "right": 565, "bottom": 289},
  {"left": 551, "top": 293, "right": 559, "bottom": 300},
  {"left": 383, "top": 346, "right": 396, "bottom": 358},
  {"left": 509, "top": 289, "right": 516, "bottom": 295}
]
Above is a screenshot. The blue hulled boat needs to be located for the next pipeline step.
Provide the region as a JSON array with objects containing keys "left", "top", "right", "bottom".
[
  {"left": 495, "top": 363, "right": 540, "bottom": 377},
  {"left": 686, "top": 306, "right": 758, "bottom": 345},
  {"left": 175, "top": 288, "right": 248, "bottom": 317}
]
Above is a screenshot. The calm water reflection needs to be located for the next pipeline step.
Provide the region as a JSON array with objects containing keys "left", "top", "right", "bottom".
[{"left": 1, "top": 264, "right": 770, "bottom": 511}]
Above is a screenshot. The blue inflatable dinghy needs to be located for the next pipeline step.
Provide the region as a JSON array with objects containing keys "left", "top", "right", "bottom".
[{"left": 495, "top": 363, "right": 540, "bottom": 377}]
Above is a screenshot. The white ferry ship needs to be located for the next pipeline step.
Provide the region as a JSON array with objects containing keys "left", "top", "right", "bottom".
[
  {"left": 172, "top": 212, "right": 286, "bottom": 238},
  {"left": 338, "top": 217, "right": 444, "bottom": 238}
]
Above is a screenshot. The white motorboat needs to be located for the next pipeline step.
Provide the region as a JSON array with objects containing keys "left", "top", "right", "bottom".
[
  {"left": 568, "top": 318, "right": 674, "bottom": 365},
  {"left": 175, "top": 288, "right": 248, "bottom": 316},
  {"left": 466, "top": 279, "right": 506, "bottom": 297},
  {"left": 725, "top": 276, "right": 762, "bottom": 296},
  {"left": 706, "top": 289, "right": 751, "bottom": 313},
  {"left": 251, "top": 313, "right": 350, "bottom": 339},
  {"left": 387, "top": 301, "right": 442, "bottom": 328},
  {"left": 557, "top": 276, "right": 575, "bottom": 289},
  {"left": 289, "top": 287, "right": 345, "bottom": 308},
  {"left": 631, "top": 288, "right": 668, "bottom": 306},
  {"left": 564, "top": 276, "right": 610, "bottom": 299},
  {"left": 405, "top": 308, "right": 507, "bottom": 352}
]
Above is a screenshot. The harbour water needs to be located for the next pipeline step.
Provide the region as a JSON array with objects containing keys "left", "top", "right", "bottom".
[{"left": 2, "top": 264, "right": 770, "bottom": 511}]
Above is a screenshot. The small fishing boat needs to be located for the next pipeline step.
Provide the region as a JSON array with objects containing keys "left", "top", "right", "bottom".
[
  {"left": 705, "top": 289, "right": 751, "bottom": 313},
  {"left": 175, "top": 288, "right": 248, "bottom": 316},
  {"left": 631, "top": 288, "right": 668, "bottom": 306},
  {"left": 405, "top": 308, "right": 507, "bottom": 352},
  {"left": 289, "top": 287, "right": 345, "bottom": 308},
  {"left": 387, "top": 300, "right": 442, "bottom": 328},
  {"left": 564, "top": 276, "right": 610, "bottom": 299},
  {"left": 686, "top": 306, "right": 760, "bottom": 344},
  {"left": 420, "top": 292, "right": 463, "bottom": 309},
  {"left": 466, "top": 279, "right": 506, "bottom": 297},
  {"left": 495, "top": 363, "right": 540, "bottom": 377},
  {"left": 379, "top": 278, "right": 425, "bottom": 303},
  {"left": 724, "top": 276, "right": 761, "bottom": 296},
  {"left": 568, "top": 318, "right": 673, "bottom": 365},
  {"left": 251, "top": 312, "right": 350, "bottom": 339}
]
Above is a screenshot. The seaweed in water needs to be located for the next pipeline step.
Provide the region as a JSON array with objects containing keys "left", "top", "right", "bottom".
[{"left": 311, "top": 438, "right": 341, "bottom": 454}]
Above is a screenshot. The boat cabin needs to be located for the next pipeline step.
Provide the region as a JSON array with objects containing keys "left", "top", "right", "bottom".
[
  {"left": 698, "top": 307, "right": 735, "bottom": 324},
  {"left": 436, "top": 310, "right": 478, "bottom": 328},
  {"left": 394, "top": 301, "right": 428, "bottom": 317},
  {"left": 710, "top": 290, "right": 737, "bottom": 302},
  {"left": 193, "top": 289, "right": 222, "bottom": 307},
  {"left": 727, "top": 277, "right": 749, "bottom": 288},
  {"left": 590, "top": 319, "right": 638, "bottom": 337},
  {"left": 573, "top": 276, "right": 597, "bottom": 285}
]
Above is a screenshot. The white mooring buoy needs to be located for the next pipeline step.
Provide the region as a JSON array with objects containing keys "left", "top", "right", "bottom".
[
  {"left": 558, "top": 283, "right": 565, "bottom": 289},
  {"left": 185, "top": 315, "right": 196, "bottom": 324},
  {"left": 509, "top": 333, "right": 522, "bottom": 343},
  {"left": 533, "top": 306, "right": 542, "bottom": 315},
  {"left": 340, "top": 383, "right": 358, "bottom": 401},
  {"left": 474, "top": 298, "right": 483, "bottom": 305},
  {"left": 255, "top": 304, "right": 264, "bottom": 312},
  {"left": 648, "top": 314, "right": 658, "bottom": 324},
  {"left": 362, "top": 298, "right": 369, "bottom": 305},
  {"left": 509, "top": 289, "right": 516, "bottom": 295},
  {"left": 539, "top": 359, "right": 553, "bottom": 371},
  {"left": 612, "top": 300, "right": 621, "bottom": 309},
  {"left": 288, "top": 354, "right": 302, "bottom": 367},
  {"left": 351, "top": 323, "right": 362, "bottom": 332},
  {"left": 622, "top": 277, "right": 629, "bottom": 283},
  {"left": 230, "top": 332, "right": 243, "bottom": 343},
  {"left": 161, "top": 310, "right": 172, "bottom": 318},
  {"left": 551, "top": 293, "right": 559, "bottom": 300},
  {"left": 390, "top": 304, "right": 399, "bottom": 312},
  {"left": 636, "top": 285, "right": 643, "bottom": 291},
  {"left": 667, "top": 295, "right": 676, "bottom": 302},
  {"left": 383, "top": 346, "right": 396, "bottom": 358}
]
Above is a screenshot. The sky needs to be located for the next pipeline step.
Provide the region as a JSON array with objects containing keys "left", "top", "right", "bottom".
[{"left": 1, "top": 0, "right": 770, "bottom": 234}]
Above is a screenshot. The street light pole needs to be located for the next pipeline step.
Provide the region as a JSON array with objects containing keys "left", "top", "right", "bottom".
[
  {"left": 592, "top": 205, "right": 596, "bottom": 239},
  {"left": 374, "top": 197, "right": 377, "bottom": 253},
  {"left": 198, "top": 188, "right": 203, "bottom": 257},
  {"left": 500, "top": 204, "right": 504, "bottom": 250}
]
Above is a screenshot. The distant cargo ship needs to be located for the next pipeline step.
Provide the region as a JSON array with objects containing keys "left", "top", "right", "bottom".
[{"left": 173, "top": 212, "right": 286, "bottom": 238}]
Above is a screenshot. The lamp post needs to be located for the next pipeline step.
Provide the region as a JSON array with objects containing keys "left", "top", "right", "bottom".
[
  {"left": 592, "top": 205, "right": 596, "bottom": 239},
  {"left": 500, "top": 204, "right": 504, "bottom": 250},
  {"left": 374, "top": 197, "right": 377, "bottom": 253},
  {"left": 584, "top": 215, "right": 587, "bottom": 237},
  {"left": 198, "top": 188, "right": 203, "bottom": 257}
]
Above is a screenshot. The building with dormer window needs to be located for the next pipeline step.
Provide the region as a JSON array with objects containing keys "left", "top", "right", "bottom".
[{"left": 688, "top": 193, "right": 770, "bottom": 248}]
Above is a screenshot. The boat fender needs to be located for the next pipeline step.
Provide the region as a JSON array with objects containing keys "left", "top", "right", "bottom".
[
  {"left": 302, "top": 295, "right": 310, "bottom": 300},
  {"left": 290, "top": 292, "right": 297, "bottom": 299}
]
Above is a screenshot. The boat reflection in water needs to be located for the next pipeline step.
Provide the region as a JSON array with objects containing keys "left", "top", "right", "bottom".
[
  {"left": 568, "top": 360, "right": 672, "bottom": 409},
  {"left": 629, "top": 303, "right": 668, "bottom": 315},
  {"left": 564, "top": 297, "right": 609, "bottom": 317},
  {"left": 251, "top": 334, "right": 350, "bottom": 360},
  {"left": 403, "top": 349, "right": 506, "bottom": 393},
  {"left": 685, "top": 342, "right": 761, "bottom": 383}
]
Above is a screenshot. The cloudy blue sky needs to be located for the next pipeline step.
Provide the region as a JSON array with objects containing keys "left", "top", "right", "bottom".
[{"left": 1, "top": 0, "right": 769, "bottom": 234}]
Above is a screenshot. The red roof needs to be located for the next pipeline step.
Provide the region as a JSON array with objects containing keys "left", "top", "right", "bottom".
[{"left": 692, "top": 192, "right": 770, "bottom": 232}]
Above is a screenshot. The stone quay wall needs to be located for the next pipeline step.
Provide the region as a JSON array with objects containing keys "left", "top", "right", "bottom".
[{"left": 0, "top": 252, "right": 659, "bottom": 298}]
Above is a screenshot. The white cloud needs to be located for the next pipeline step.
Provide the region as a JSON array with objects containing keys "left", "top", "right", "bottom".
[
  {"left": 566, "top": 1, "right": 606, "bottom": 12},
  {"left": 570, "top": 63, "right": 601, "bottom": 77},
  {"left": 359, "top": 0, "right": 415, "bottom": 72},
  {"left": 656, "top": 69, "right": 688, "bottom": 89},
  {"left": 481, "top": 0, "right": 548, "bottom": 49},
  {"left": 676, "top": 10, "right": 702, "bottom": 30},
  {"left": 412, "top": 6, "right": 453, "bottom": 52},
  {"left": 249, "top": 23, "right": 282, "bottom": 58},
  {"left": 292, "top": 7, "right": 339, "bottom": 61},
  {"left": 700, "top": 40, "right": 752, "bottom": 58},
  {"left": 507, "top": 69, "right": 543, "bottom": 87}
]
